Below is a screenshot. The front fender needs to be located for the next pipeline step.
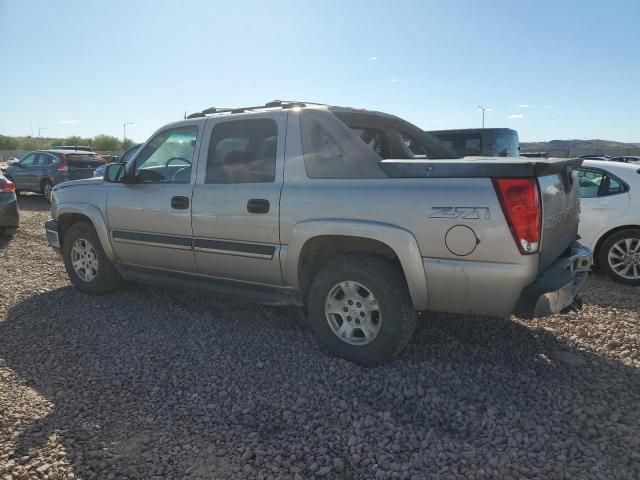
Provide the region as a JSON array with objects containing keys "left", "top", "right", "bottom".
[
  {"left": 285, "top": 219, "right": 429, "bottom": 311},
  {"left": 56, "top": 203, "right": 116, "bottom": 261}
]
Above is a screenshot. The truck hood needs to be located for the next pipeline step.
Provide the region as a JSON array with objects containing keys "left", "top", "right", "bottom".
[{"left": 53, "top": 177, "right": 104, "bottom": 191}]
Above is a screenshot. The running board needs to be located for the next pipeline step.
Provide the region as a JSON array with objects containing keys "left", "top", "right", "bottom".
[{"left": 116, "top": 265, "right": 301, "bottom": 306}]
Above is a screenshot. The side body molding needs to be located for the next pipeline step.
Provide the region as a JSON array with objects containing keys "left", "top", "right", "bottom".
[
  {"left": 56, "top": 203, "right": 116, "bottom": 261},
  {"left": 284, "top": 219, "right": 429, "bottom": 311}
]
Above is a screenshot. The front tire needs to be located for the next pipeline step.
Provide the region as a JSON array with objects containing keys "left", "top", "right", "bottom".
[
  {"left": 599, "top": 228, "right": 640, "bottom": 286},
  {"left": 307, "top": 255, "right": 417, "bottom": 366},
  {"left": 62, "top": 222, "right": 122, "bottom": 294}
]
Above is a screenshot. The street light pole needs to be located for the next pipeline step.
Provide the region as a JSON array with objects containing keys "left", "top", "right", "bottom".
[
  {"left": 477, "top": 106, "right": 487, "bottom": 128},
  {"left": 123, "top": 122, "right": 134, "bottom": 140},
  {"left": 38, "top": 127, "right": 46, "bottom": 137}
]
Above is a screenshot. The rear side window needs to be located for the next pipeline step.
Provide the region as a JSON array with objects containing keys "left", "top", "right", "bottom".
[
  {"left": 351, "top": 128, "right": 387, "bottom": 157},
  {"left": 205, "top": 119, "right": 277, "bottom": 184},
  {"left": 578, "top": 168, "right": 628, "bottom": 198},
  {"left": 400, "top": 133, "right": 428, "bottom": 156},
  {"left": 494, "top": 133, "right": 519, "bottom": 157},
  {"left": 436, "top": 134, "right": 482, "bottom": 156}
]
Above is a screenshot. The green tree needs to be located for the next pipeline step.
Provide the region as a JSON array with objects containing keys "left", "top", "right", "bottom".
[
  {"left": 92, "top": 135, "right": 122, "bottom": 151},
  {"left": 121, "top": 138, "right": 135, "bottom": 149},
  {"left": 0, "top": 135, "right": 18, "bottom": 149}
]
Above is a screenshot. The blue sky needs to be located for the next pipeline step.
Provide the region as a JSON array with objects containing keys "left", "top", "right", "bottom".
[{"left": 1, "top": 0, "right": 639, "bottom": 143}]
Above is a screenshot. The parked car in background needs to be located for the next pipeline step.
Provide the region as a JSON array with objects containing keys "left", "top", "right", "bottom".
[
  {"left": 51, "top": 145, "right": 94, "bottom": 152},
  {"left": 0, "top": 175, "right": 19, "bottom": 237},
  {"left": 425, "top": 128, "right": 519, "bottom": 157},
  {"left": 579, "top": 155, "right": 612, "bottom": 161},
  {"left": 45, "top": 100, "right": 590, "bottom": 365},
  {"left": 609, "top": 156, "right": 640, "bottom": 164},
  {"left": 5, "top": 149, "right": 105, "bottom": 202},
  {"left": 578, "top": 160, "right": 640, "bottom": 285},
  {"left": 0, "top": 157, "right": 20, "bottom": 174},
  {"left": 94, "top": 143, "right": 142, "bottom": 178}
]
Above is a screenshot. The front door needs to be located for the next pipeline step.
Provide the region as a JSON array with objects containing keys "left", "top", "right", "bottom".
[
  {"left": 106, "top": 123, "right": 202, "bottom": 273},
  {"left": 10, "top": 152, "right": 38, "bottom": 190},
  {"left": 191, "top": 114, "right": 285, "bottom": 285}
]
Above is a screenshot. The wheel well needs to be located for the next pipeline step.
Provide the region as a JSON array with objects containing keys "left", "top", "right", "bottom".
[
  {"left": 58, "top": 214, "right": 92, "bottom": 247},
  {"left": 40, "top": 177, "right": 52, "bottom": 190},
  {"left": 298, "top": 235, "right": 404, "bottom": 300},
  {"left": 593, "top": 224, "right": 640, "bottom": 266}
]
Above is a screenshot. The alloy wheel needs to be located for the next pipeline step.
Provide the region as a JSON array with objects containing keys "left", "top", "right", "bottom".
[
  {"left": 325, "top": 281, "right": 382, "bottom": 345},
  {"left": 71, "top": 238, "right": 99, "bottom": 282},
  {"left": 608, "top": 238, "right": 640, "bottom": 280}
]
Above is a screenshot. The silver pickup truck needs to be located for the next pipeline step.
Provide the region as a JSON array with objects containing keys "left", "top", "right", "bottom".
[{"left": 45, "top": 100, "right": 592, "bottom": 365}]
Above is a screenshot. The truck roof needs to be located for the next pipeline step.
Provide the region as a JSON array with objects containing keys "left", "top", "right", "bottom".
[{"left": 185, "top": 100, "right": 402, "bottom": 121}]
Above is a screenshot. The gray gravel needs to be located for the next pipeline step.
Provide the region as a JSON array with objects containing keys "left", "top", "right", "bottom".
[{"left": 1, "top": 194, "right": 639, "bottom": 479}]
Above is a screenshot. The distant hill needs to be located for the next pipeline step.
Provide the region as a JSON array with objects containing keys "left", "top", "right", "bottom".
[{"left": 521, "top": 139, "right": 640, "bottom": 157}]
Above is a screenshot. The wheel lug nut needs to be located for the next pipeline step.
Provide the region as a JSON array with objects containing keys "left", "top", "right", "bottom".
[
  {"left": 360, "top": 311, "right": 365, "bottom": 317},
  {"left": 347, "top": 316, "right": 352, "bottom": 321},
  {"left": 348, "top": 300, "right": 353, "bottom": 306},
  {"left": 343, "top": 307, "right": 348, "bottom": 312},
  {"left": 356, "top": 302, "right": 361, "bottom": 308}
]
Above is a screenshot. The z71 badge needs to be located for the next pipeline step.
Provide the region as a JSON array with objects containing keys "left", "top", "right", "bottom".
[{"left": 429, "top": 206, "right": 490, "bottom": 220}]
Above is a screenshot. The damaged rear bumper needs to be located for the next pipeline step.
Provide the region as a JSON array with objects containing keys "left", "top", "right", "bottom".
[{"left": 514, "top": 241, "right": 592, "bottom": 319}]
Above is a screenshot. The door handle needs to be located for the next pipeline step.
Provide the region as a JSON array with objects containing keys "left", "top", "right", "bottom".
[
  {"left": 171, "top": 196, "right": 190, "bottom": 210},
  {"left": 247, "top": 198, "right": 270, "bottom": 214}
]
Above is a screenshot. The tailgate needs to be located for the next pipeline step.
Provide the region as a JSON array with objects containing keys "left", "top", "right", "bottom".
[
  {"left": 67, "top": 154, "right": 105, "bottom": 180},
  {"left": 536, "top": 158, "right": 582, "bottom": 271}
]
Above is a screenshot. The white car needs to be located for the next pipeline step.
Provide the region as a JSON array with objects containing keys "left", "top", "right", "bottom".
[{"left": 578, "top": 160, "right": 640, "bottom": 285}]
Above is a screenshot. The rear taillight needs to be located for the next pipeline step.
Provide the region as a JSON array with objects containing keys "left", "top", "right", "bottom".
[
  {"left": 57, "top": 154, "right": 69, "bottom": 173},
  {"left": 492, "top": 178, "right": 541, "bottom": 254},
  {"left": 1, "top": 179, "right": 16, "bottom": 193}
]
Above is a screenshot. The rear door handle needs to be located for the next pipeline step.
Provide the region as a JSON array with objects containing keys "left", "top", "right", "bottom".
[
  {"left": 171, "top": 196, "right": 190, "bottom": 210},
  {"left": 247, "top": 198, "right": 270, "bottom": 214}
]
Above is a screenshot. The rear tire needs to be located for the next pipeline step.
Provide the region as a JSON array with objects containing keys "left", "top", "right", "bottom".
[
  {"left": 42, "top": 180, "right": 53, "bottom": 203},
  {"left": 307, "top": 254, "right": 417, "bottom": 366},
  {"left": 62, "top": 222, "right": 122, "bottom": 294},
  {"left": 598, "top": 228, "right": 640, "bottom": 286}
]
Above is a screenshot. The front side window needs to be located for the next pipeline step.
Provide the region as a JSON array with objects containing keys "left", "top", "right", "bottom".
[
  {"left": 205, "top": 119, "right": 277, "bottom": 184},
  {"left": 134, "top": 126, "right": 198, "bottom": 183},
  {"left": 20, "top": 153, "right": 36, "bottom": 166}
]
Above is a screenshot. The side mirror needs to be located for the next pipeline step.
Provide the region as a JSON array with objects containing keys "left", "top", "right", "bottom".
[{"left": 104, "top": 163, "right": 127, "bottom": 183}]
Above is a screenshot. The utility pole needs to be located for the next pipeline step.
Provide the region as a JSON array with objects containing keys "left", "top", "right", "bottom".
[
  {"left": 477, "top": 106, "right": 488, "bottom": 128},
  {"left": 123, "top": 122, "right": 134, "bottom": 140},
  {"left": 30, "top": 121, "right": 33, "bottom": 137}
]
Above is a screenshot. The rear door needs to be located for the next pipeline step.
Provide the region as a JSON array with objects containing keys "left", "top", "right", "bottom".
[
  {"left": 106, "top": 123, "right": 202, "bottom": 273},
  {"left": 577, "top": 167, "right": 631, "bottom": 248},
  {"left": 191, "top": 114, "right": 285, "bottom": 285}
]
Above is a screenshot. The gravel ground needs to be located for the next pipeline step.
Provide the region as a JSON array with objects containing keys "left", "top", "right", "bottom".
[{"left": 1, "top": 195, "right": 639, "bottom": 480}]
